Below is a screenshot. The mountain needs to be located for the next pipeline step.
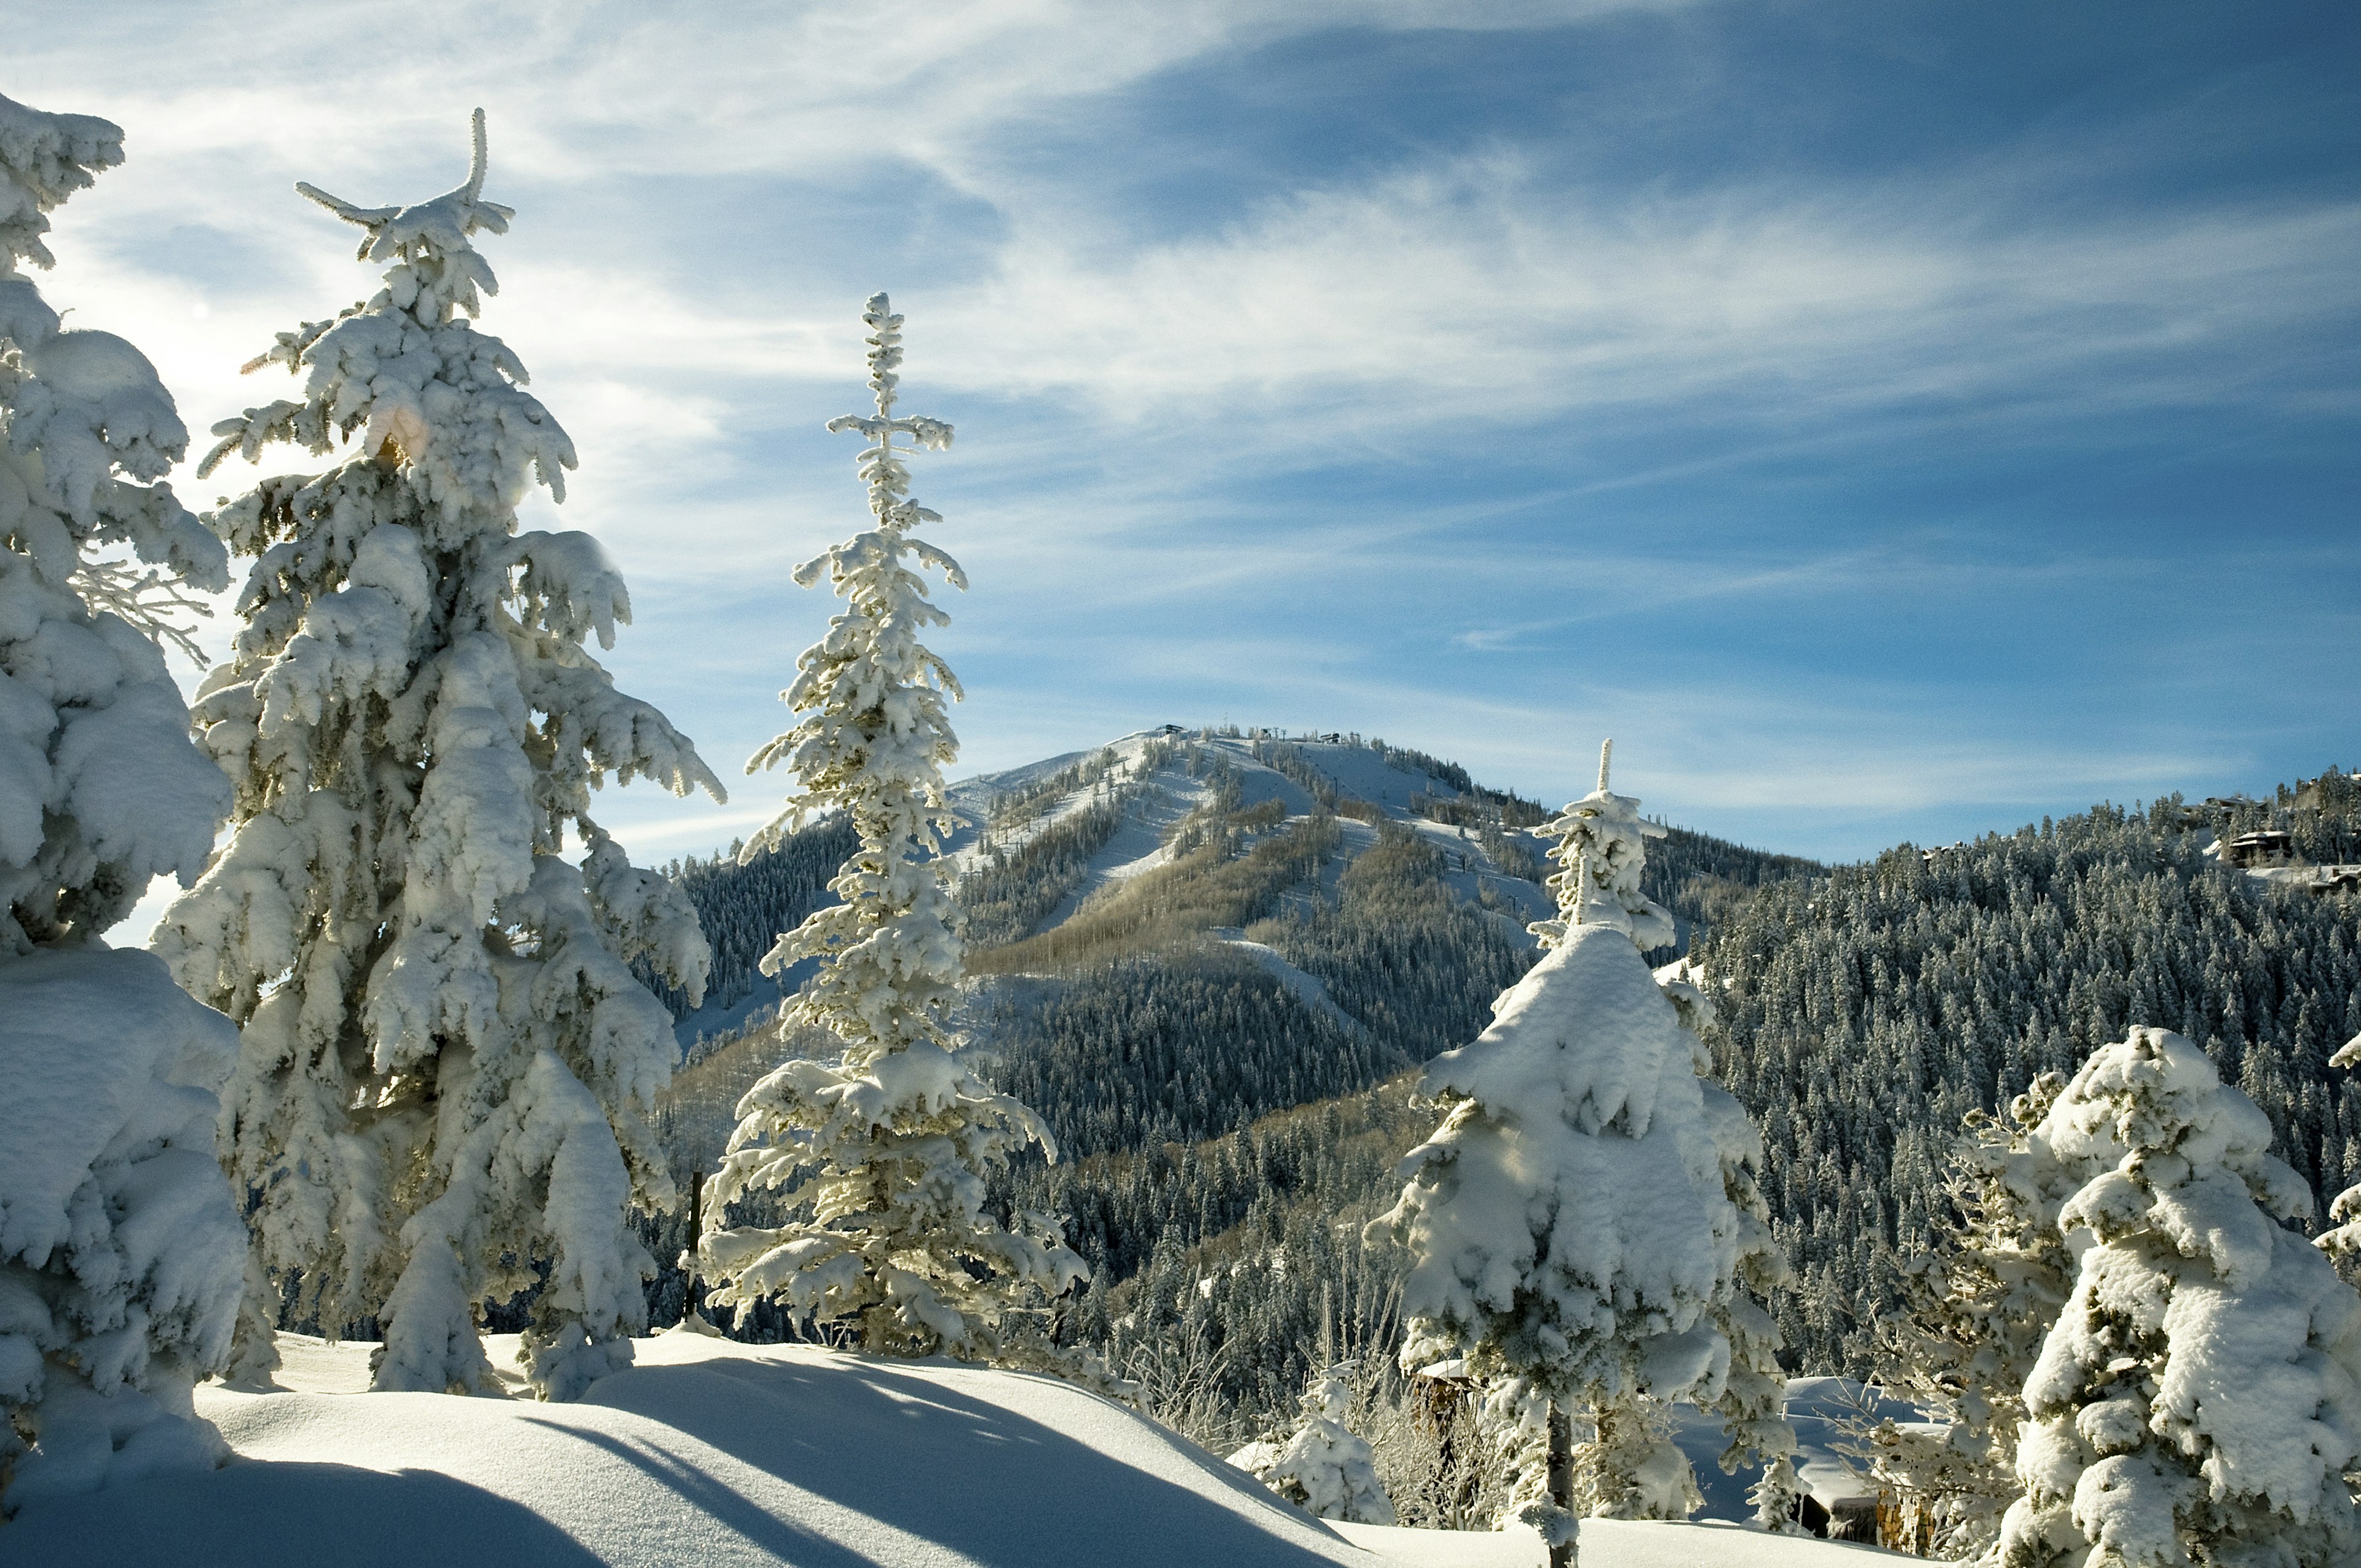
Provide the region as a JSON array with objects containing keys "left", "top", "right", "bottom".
[
  {"left": 638, "top": 726, "right": 1822, "bottom": 1480},
  {"left": 651, "top": 726, "right": 1816, "bottom": 1164},
  {"left": 639, "top": 731, "right": 2359, "bottom": 1492}
]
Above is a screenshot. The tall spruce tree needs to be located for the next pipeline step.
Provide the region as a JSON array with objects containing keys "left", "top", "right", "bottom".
[
  {"left": 0, "top": 93, "right": 247, "bottom": 1508},
  {"left": 154, "top": 113, "right": 721, "bottom": 1401},
  {"left": 697, "top": 294, "right": 1084, "bottom": 1358},
  {"left": 1369, "top": 743, "right": 1787, "bottom": 1566},
  {"left": 1997, "top": 1027, "right": 2361, "bottom": 1568}
]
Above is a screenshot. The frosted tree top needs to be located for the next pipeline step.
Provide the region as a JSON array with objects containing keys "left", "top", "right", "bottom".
[
  {"left": 1532, "top": 738, "right": 1677, "bottom": 950},
  {"left": 202, "top": 109, "right": 575, "bottom": 528},
  {"left": 294, "top": 106, "right": 510, "bottom": 323},
  {"left": 823, "top": 291, "right": 954, "bottom": 533},
  {"left": 748, "top": 291, "right": 965, "bottom": 859},
  {"left": 2033, "top": 1025, "right": 2315, "bottom": 1261}
]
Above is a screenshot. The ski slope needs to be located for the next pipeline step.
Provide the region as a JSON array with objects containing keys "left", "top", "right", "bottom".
[
  {"left": 6, "top": 1331, "right": 1902, "bottom": 1567},
  {"left": 951, "top": 729, "right": 1555, "bottom": 943}
]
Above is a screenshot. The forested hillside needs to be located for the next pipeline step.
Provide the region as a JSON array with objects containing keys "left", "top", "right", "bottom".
[
  {"left": 646, "top": 728, "right": 1824, "bottom": 1433},
  {"left": 646, "top": 731, "right": 2359, "bottom": 1471},
  {"left": 1699, "top": 780, "right": 2361, "bottom": 1374}
]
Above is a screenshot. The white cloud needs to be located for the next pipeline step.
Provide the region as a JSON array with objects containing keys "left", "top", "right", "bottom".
[
  {"left": 12, "top": 4, "right": 2352, "bottom": 874},
  {"left": 920, "top": 160, "right": 2359, "bottom": 439}
]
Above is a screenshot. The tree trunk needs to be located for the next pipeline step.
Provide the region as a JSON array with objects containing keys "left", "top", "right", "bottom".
[
  {"left": 1548, "top": 1397, "right": 1576, "bottom": 1568},
  {"left": 686, "top": 1172, "right": 704, "bottom": 1322}
]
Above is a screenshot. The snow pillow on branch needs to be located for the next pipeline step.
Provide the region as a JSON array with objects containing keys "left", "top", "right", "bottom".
[{"left": 154, "top": 111, "right": 722, "bottom": 1403}]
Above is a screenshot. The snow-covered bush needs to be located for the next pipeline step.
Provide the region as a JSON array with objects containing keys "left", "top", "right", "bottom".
[
  {"left": 1996, "top": 1026, "right": 2361, "bottom": 1568},
  {"left": 1669, "top": 957, "right": 1803, "bottom": 1533},
  {"left": 0, "top": 92, "right": 245, "bottom": 1510},
  {"left": 1368, "top": 743, "right": 1789, "bottom": 1562},
  {"left": 1229, "top": 1363, "right": 1397, "bottom": 1524},
  {"left": 153, "top": 112, "right": 721, "bottom": 1401},
  {"left": 1865, "top": 1072, "right": 2076, "bottom": 1558},
  {"left": 698, "top": 295, "right": 1084, "bottom": 1358},
  {"left": 2317, "top": 1028, "right": 2361, "bottom": 1289}
]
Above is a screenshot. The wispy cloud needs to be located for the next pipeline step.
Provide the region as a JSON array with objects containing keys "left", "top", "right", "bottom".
[{"left": 17, "top": 1, "right": 2357, "bottom": 877}]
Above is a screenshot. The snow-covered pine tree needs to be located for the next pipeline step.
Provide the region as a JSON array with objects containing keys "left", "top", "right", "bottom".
[
  {"left": 1228, "top": 1363, "right": 1398, "bottom": 1524},
  {"left": 152, "top": 112, "right": 721, "bottom": 1401},
  {"left": 1865, "top": 1072, "right": 2076, "bottom": 1558},
  {"left": 1369, "top": 742, "right": 1771, "bottom": 1566},
  {"left": 0, "top": 93, "right": 247, "bottom": 1510},
  {"left": 697, "top": 294, "right": 1084, "bottom": 1358},
  {"left": 1996, "top": 1026, "right": 2361, "bottom": 1568},
  {"left": 2317, "top": 1029, "right": 2361, "bottom": 1289}
]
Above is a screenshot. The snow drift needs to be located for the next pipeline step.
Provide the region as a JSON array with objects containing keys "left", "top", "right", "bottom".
[{"left": 4, "top": 1332, "right": 1896, "bottom": 1567}]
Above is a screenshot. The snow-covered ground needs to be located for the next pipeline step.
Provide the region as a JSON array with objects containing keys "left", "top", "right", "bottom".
[{"left": 7, "top": 1331, "right": 1903, "bottom": 1567}]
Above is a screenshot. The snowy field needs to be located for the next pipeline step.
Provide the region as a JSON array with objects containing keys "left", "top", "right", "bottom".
[{"left": 5, "top": 1329, "right": 1902, "bottom": 1568}]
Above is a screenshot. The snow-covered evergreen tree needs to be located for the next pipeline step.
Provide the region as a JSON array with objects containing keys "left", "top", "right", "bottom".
[
  {"left": 1996, "top": 1026, "right": 2361, "bottom": 1568},
  {"left": 152, "top": 112, "right": 721, "bottom": 1401},
  {"left": 698, "top": 294, "right": 1084, "bottom": 1358},
  {"left": 0, "top": 93, "right": 246, "bottom": 1509},
  {"left": 1228, "top": 1363, "right": 1397, "bottom": 1524},
  {"left": 1369, "top": 743, "right": 1775, "bottom": 1565},
  {"left": 2317, "top": 1029, "right": 2361, "bottom": 1289},
  {"left": 1865, "top": 1072, "right": 2076, "bottom": 1558}
]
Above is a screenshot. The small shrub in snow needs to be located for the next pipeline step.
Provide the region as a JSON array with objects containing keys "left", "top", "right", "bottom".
[
  {"left": 1996, "top": 1026, "right": 2361, "bottom": 1568},
  {"left": 699, "top": 296, "right": 1084, "bottom": 1358},
  {"left": 1369, "top": 742, "right": 1792, "bottom": 1564},
  {"left": 155, "top": 113, "right": 721, "bottom": 1400},
  {"left": 1229, "top": 1363, "right": 1398, "bottom": 1524},
  {"left": 0, "top": 92, "right": 245, "bottom": 1509}
]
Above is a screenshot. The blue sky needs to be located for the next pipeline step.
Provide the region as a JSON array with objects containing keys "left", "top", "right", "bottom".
[{"left": 17, "top": 1, "right": 2359, "bottom": 867}]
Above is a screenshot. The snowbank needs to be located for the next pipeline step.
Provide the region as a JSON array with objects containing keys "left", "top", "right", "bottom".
[{"left": 7, "top": 1331, "right": 1901, "bottom": 1567}]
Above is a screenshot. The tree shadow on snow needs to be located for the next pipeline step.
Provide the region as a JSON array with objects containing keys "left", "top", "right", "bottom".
[
  {"left": 2, "top": 1460, "right": 610, "bottom": 1568},
  {"left": 571, "top": 1355, "right": 1355, "bottom": 1567}
]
